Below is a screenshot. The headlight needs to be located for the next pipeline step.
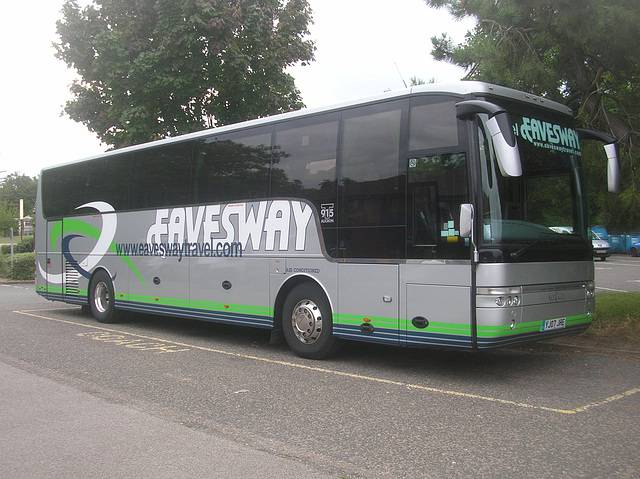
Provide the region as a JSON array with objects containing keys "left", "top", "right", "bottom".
[
  {"left": 585, "top": 281, "right": 595, "bottom": 299},
  {"left": 478, "top": 287, "right": 522, "bottom": 308},
  {"left": 495, "top": 295, "right": 520, "bottom": 307}
]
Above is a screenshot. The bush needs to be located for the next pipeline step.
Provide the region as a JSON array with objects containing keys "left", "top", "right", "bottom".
[
  {"left": 0, "top": 237, "right": 34, "bottom": 255},
  {"left": 0, "top": 252, "right": 35, "bottom": 280}
]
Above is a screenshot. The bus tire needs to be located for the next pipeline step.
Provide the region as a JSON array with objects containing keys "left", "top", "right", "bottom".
[
  {"left": 282, "top": 283, "right": 340, "bottom": 360},
  {"left": 88, "top": 270, "right": 121, "bottom": 323}
]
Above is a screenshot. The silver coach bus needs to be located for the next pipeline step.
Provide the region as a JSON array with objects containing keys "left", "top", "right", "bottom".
[{"left": 35, "top": 82, "right": 619, "bottom": 359}]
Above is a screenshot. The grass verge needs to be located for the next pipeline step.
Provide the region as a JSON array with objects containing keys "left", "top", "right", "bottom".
[{"left": 571, "top": 292, "right": 640, "bottom": 349}]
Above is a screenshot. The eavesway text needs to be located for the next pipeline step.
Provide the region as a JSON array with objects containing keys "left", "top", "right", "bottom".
[
  {"left": 132, "top": 200, "right": 314, "bottom": 260},
  {"left": 514, "top": 117, "right": 581, "bottom": 155}
]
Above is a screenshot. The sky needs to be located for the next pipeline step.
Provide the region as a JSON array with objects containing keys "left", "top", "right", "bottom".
[{"left": 0, "top": 0, "right": 474, "bottom": 178}]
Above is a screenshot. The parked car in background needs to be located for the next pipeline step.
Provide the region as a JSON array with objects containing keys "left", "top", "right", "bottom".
[
  {"left": 630, "top": 241, "right": 640, "bottom": 257},
  {"left": 549, "top": 227, "right": 611, "bottom": 261},
  {"left": 590, "top": 230, "right": 611, "bottom": 261}
]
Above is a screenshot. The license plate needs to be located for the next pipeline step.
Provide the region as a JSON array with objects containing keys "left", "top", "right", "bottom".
[{"left": 542, "top": 318, "right": 566, "bottom": 331}]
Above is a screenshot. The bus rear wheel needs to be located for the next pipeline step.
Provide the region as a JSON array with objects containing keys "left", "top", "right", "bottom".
[
  {"left": 282, "top": 283, "right": 340, "bottom": 359},
  {"left": 88, "top": 270, "right": 121, "bottom": 323}
]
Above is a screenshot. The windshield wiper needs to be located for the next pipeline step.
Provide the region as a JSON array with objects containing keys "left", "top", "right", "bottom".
[{"left": 509, "top": 240, "right": 552, "bottom": 260}]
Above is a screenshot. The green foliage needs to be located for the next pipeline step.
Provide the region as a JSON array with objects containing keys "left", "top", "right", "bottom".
[
  {"left": 55, "top": 0, "right": 315, "bottom": 148},
  {"left": 589, "top": 292, "right": 640, "bottom": 343},
  {"left": 425, "top": 0, "right": 640, "bottom": 230},
  {"left": 0, "top": 201, "right": 17, "bottom": 235},
  {"left": 0, "top": 173, "right": 37, "bottom": 216},
  {"left": 0, "top": 252, "right": 35, "bottom": 280},
  {"left": 601, "top": 187, "right": 640, "bottom": 232},
  {"left": 0, "top": 173, "right": 37, "bottom": 235},
  {"left": 0, "top": 238, "right": 34, "bottom": 255},
  {"left": 594, "top": 292, "right": 640, "bottom": 325}
]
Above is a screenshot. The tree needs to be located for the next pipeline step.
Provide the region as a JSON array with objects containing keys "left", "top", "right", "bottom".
[
  {"left": 55, "top": 0, "right": 315, "bottom": 148},
  {"left": 426, "top": 0, "right": 640, "bottom": 230},
  {"left": 0, "top": 173, "right": 38, "bottom": 217},
  {"left": 0, "top": 201, "right": 18, "bottom": 236}
]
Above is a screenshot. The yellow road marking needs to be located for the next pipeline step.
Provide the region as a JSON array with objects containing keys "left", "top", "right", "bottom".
[
  {"left": 574, "top": 387, "right": 640, "bottom": 413},
  {"left": 15, "top": 308, "right": 640, "bottom": 415}
]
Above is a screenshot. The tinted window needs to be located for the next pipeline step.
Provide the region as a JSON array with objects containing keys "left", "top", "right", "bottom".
[
  {"left": 42, "top": 163, "right": 88, "bottom": 218},
  {"left": 409, "top": 98, "right": 459, "bottom": 151},
  {"left": 129, "top": 142, "right": 192, "bottom": 209},
  {"left": 41, "top": 154, "right": 131, "bottom": 217},
  {"left": 193, "top": 127, "right": 273, "bottom": 203},
  {"left": 273, "top": 115, "right": 340, "bottom": 257},
  {"left": 81, "top": 154, "right": 131, "bottom": 212},
  {"left": 337, "top": 100, "right": 406, "bottom": 259},
  {"left": 272, "top": 114, "right": 339, "bottom": 200}
]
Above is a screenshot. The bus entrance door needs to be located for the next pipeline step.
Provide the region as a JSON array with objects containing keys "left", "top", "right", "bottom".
[
  {"left": 41, "top": 220, "right": 64, "bottom": 298},
  {"left": 44, "top": 219, "right": 81, "bottom": 303}
]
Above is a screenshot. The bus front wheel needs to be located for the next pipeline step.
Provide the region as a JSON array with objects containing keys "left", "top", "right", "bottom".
[
  {"left": 88, "top": 270, "right": 121, "bottom": 323},
  {"left": 282, "top": 283, "right": 340, "bottom": 359}
]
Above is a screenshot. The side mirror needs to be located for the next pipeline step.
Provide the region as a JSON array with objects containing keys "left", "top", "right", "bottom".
[
  {"left": 460, "top": 203, "right": 479, "bottom": 262},
  {"left": 460, "top": 203, "right": 474, "bottom": 238},
  {"left": 456, "top": 100, "right": 522, "bottom": 178},
  {"left": 485, "top": 114, "right": 523, "bottom": 177},
  {"left": 577, "top": 128, "right": 620, "bottom": 193},
  {"left": 604, "top": 143, "right": 620, "bottom": 193}
]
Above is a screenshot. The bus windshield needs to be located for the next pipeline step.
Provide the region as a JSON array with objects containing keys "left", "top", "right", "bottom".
[{"left": 477, "top": 108, "right": 591, "bottom": 263}]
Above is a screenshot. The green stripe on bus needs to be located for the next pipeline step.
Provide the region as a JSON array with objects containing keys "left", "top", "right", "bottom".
[
  {"left": 123, "top": 294, "right": 272, "bottom": 316},
  {"left": 335, "top": 315, "right": 472, "bottom": 335}
]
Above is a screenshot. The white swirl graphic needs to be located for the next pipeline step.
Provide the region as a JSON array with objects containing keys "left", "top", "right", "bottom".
[
  {"left": 39, "top": 201, "right": 117, "bottom": 284},
  {"left": 79, "top": 201, "right": 117, "bottom": 272}
]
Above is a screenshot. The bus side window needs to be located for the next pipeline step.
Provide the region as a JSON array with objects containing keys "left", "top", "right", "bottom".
[
  {"left": 41, "top": 164, "right": 88, "bottom": 218},
  {"left": 192, "top": 127, "right": 273, "bottom": 203},
  {"left": 83, "top": 154, "right": 131, "bottom": 213},
  {"left": 272, "top": 114, "right": 339, "bottom": 203},
  {"left": 130, "top": 142, "right": 192, "bottom": 209},
  {"left": 409, "top": 100, "right": 459, "bottom": 150},
  {"left": 273, "top": 115, "right": 340, "bottom": 256},
  {"left": 42, "top": 155, "right": 132, "bottom": 217},
  {"left": 338, "top": 101, "right": 405, "bottom": 259}
]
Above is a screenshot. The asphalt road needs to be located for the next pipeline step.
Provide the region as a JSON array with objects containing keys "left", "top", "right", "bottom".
[
  {"left": 1, "top": 282, "right": 639, "bottom": 478},
  {"left": 594, "top": 254, "right": 640, "bottom": 292}
]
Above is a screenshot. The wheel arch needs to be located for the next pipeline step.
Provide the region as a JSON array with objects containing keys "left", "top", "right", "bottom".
[
  {"left": 88, "top": 266, "right": 117, "bottom": 292},
  {"left": 272, "top": 274, "right": 333, "bottom": 336}
]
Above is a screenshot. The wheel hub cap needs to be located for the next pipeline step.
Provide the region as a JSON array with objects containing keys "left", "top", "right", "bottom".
[
  {"left": 94, "top": 282, "right": 110, "bottom": 314},
  {"left": 291, "top": 299, "right": 323, "bottom": 344}
]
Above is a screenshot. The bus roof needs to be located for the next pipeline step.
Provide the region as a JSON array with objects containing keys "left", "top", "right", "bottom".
[{"left": 41, "top": 81, "right": 573, "bottom": 173}]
